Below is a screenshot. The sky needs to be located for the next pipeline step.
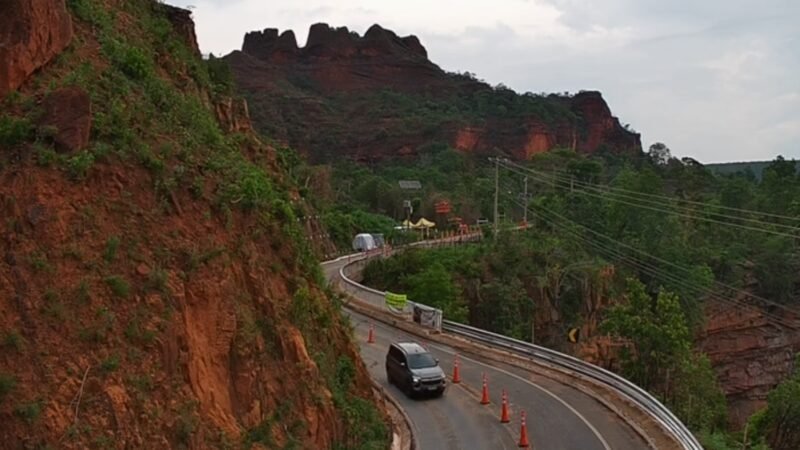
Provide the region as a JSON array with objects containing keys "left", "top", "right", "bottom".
[{"left": 170, "top": 0, "right": 799, "bottom": 163}]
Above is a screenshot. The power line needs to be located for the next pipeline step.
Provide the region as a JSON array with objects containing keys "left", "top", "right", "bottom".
[
  {"left": 493, "top": 178, "right": 800, "bottom": 329},
  {"left": 519, "top": 198, "right": 799, "bottom": 330},
  {"left": 503, "top": 160, "right": 800, "bottom": 221},
  {"left": 497, "top": 161, "right": 800, "bottom": 239},
  {"left": 499, "top": 159, "right": 800, "bottom": 234}
]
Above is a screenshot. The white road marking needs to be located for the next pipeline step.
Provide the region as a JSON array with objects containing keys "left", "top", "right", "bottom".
[{"left": 353, "top": 312, "right": 612, "bottom": 450}]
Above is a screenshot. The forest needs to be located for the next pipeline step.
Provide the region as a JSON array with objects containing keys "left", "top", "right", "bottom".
[{"left": 334, "top": 144, "right": 800, "bottom": 449}]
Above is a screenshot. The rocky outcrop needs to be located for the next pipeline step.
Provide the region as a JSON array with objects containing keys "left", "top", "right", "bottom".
[
  {"left": 0, "top": 0, "right": 73, "bottom": 97},
  {"left": 698, "top": 299, "right": 800, "bottom": 426},
  {"left": 228, "top": 24, "right": 641, "bottom": 163},
  {"left": 160, "top": 3, "right": 200, "bottom": 56},
  {"left": 38, "top": 86, "right": 91, "bottom": 152},
  {"left": 236, "top": 23, "right": 444, "bottom": 95},
  {"left": 214, "top": 96, "right": 253, "bottom": 134},
  {"left": 449, "top": 93, "right": 640, "bottom": 160}
]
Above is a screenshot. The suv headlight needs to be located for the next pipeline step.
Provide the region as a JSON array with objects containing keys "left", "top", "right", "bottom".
[{"left": 412, "top": 376, "right": 421, "bottom": 385}]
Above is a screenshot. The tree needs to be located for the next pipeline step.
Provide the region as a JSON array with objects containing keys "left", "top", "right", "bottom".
[
  {"left": 750, "top": 355, "right": 800, "bottom": 450},
  {"left": 602, "top": 279, "right": 728, "bottom": 431},
  {"left": 647, "top": 142, "right": 671, "bottom": 166},
  {"left": 602, "top": 278, "right": 690, "bottom": 391}
]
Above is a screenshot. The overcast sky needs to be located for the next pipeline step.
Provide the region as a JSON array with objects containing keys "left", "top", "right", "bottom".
[{"left": 171, "top": 0, "right": 799, "bottom": 163}]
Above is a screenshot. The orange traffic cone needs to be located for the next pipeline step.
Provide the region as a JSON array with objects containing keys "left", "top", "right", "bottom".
[
  {"left": 367, "top": 323, "right": 375, "bottom": 344},
  {"left": 500, "top": 389, "right": 510, "bottom": 423},
  {"left": 518, "top": 410, "right": 530, "bottom": 448},
  {"left": 452, "top": 355, "right": 461, "bottom": 384},
  {"left": 480, "top": 373, "right": 490, "bottom": 405}
]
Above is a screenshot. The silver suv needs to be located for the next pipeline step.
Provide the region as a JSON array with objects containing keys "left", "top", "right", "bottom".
[{"left": 385, "top": 342, "right": 446, "bottom": 398}]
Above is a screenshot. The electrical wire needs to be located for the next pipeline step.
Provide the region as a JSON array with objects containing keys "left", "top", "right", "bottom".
[
  {"left": 493, "top": 177, "right": 800, "bottom": 329},
  {"left": 496, "top": 160, "right": 800, "bottom": 239},
  {"left": 499, "top": 156, "right": 800, "bottom": 221}
]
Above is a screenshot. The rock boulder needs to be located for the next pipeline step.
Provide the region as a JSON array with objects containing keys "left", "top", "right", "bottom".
[{"left": 39, "top": 86, "right": 92, "bottom": 153}]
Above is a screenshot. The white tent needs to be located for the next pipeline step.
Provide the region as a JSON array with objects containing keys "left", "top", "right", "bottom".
[{"left": 352, "top": 233, "right": 377, "bottom": 251}]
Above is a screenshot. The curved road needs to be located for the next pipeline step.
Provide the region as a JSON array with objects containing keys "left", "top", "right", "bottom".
[{"left": 324, "top": 257, "right": 649, "bottom": 450}]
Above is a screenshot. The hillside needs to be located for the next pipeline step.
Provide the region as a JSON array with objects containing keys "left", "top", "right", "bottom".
[
  {"left": 706, "top": 160, "right": 800, "bottom": 180},
  {"left": 224, "top": 24, "right": 641, "bottom": 163},
  {"left": 0, "top": 1, "right": 387, "bottom": 448}
]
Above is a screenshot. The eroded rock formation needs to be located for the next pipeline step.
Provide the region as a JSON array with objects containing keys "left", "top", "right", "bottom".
[
  {"left": 38, "top": 86, "right": 92, "bottom": 153},
  {"left": 699, "top": 299, "right": 800, "bottom": 426},
  {"left": 227, "top": 23, "right": 642, "bottom": 162},
  {"left": 0, "top": 0, "right": 73, "bottom": 98}
]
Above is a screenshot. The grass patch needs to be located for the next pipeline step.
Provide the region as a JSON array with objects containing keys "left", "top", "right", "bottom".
[
  {"left": 146, "top": 266, "right": 169, "bottom": 293},
  {"left": 100, "top": 354, "right": 120, "bottom": 373},
  {"left": 75, "top": 279, "right": 91, "bottom": 304},
  {"left": 176, "top": 401, "right": 198, "bottom": 445},
  {"left": 0, "top": 373, "right": 17, "bottom": 402},
  {"left": 2, "top": 330, "right": 25, "bottom": 351},
  {"left": 14, "top": 400, "right": 42, "bottom": 424},
  {"left": 28, "top": 252, "right": 51, "bottom": 272},
  {"left": 66, "top": 151, "right": 95, "bottom": 180},
  {"left": 79, "top": 307, "right": 116, "bottom": 343},
  {"left": 104, "top": 275, "right": 130, "bottom": 298},
  {"left": 43, "top": 289, "right": 67, "bottom": 320},
  {"left": 0, "top": 115, "right": 33, "bottom": 146},
  {"left": 103, "top": 236, "right": 120, "bottom": 262},
  {"left": 124, "top": 316, "right": 156, "bottom": 345}
]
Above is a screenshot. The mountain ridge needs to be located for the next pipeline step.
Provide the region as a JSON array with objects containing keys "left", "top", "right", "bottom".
[{"left": 225, "top": 23, "right": 641, "bottom": 163}]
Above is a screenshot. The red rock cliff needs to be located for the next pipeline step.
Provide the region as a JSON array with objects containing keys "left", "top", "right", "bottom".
[
  {"left": 226, "top": 24, "right": 641, "bottom": 163},
  {"left": 698, "top": 299, "right": 800, "bottom": 427},
  {"left": 0, "top": 2, "right": 386, "bottom": 448},
  {"left": 0, "top": 0, "right": 73, "bottom": 98}
]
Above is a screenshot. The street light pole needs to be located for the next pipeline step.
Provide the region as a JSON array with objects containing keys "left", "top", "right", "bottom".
[
  {"left": 523, "top": 176, "right": 528, "bottom": 225},
  {"left": 493, "top": 157, "right": 499, "bottom": 236}
]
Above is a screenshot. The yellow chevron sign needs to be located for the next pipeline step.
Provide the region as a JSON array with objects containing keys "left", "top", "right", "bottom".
[
  {"left": 385, "top": 292, "right": 407, "bottom": 309},
  {"left": 568, "top": 327, "right": 580, "bottom": 343}
]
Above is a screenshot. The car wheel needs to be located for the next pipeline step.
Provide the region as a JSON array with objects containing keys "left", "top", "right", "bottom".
[
  {"left": 404, "top": 380, "right": 414, "bottom": 398},
  {"left": 434, "top": 389, "right": 445, "bottom": 398}
]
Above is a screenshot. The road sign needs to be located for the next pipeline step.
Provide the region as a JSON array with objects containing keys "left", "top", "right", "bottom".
[
  {"left": 385, "top": 292, "right": 407, "bottom": 309},
  {"left": 568, "top": 327, "right": 580, "bottom": 343},
  {"left": 399, "top": 180, "right": 421, "bottom": 190},
  {"left": 434, "top": 200, "right": 451, "bottom": 214}
]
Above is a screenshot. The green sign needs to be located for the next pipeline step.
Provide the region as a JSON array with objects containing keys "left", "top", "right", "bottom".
[{"left": 385, "top": 292, "right": 408, "bottom": 309}]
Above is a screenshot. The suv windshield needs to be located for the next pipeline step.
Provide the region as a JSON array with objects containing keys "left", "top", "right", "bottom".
[{"left": 407, "top": 352, "right": 437, "bottom": 369}]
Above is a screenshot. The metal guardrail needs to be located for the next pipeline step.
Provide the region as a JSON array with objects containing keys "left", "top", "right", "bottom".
[
  {"left": 328, "top": 249, "right": 702, "bottom": 450},
  {"left": 441, "top": 321, "right": 702, "bottom": 450}
]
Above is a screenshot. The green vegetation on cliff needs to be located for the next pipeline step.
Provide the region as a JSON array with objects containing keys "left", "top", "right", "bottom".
[{"left": 1, "top": 0, "right": 388, "bottom": 447}]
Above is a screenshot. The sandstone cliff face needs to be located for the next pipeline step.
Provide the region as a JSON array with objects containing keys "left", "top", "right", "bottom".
[
  {"left": 227, "top": 24, "right": 641, "bottom": 163},
  {"left": 0, "top": 2, "right": 386, "bottom": 448},
  {"left": 698, "top": 299, "right": 800, "bottom": 426},
  {"left": 0, "top": 0, "right": 73, "bottom": 98}
]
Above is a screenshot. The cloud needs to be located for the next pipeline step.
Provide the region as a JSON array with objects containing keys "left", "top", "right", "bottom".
[{"left": 169, "top": 0, "right": 800, "bottom": 163}]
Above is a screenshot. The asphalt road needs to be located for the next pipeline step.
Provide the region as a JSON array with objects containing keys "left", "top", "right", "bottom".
[{"left": 324, "top": 257, "right": 649, "bottom": 450}]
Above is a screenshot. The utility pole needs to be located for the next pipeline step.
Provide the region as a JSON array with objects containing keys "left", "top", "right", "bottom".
[
  {"left": 523, "top": 176, "right": 528, "bottom": 225},
  {"left": 493, "top": 157, "right": 499, "bottom": 236}
]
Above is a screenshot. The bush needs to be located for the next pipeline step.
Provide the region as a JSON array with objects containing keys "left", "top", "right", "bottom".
[
  {"left": 103, "top": 236, "right": 120, "bottom": 262},
  {"left": 14, "top": 400, "right": 42, "bottom": 423},
  {"left": 100, "top": 354, "right": 120, "bottom": 373},
  {"left": 104, "top": 275, "right": 130, "bottom": 298},
  {"left": 2, "top": 330, "right": 25, "bottom": 351},
  {"left": 66, "top": 151, "right": 95, "bottom": 180},
  {"left": 0, "top": 115, "right": 33, "bottom": 146},
  {"left": 102, "top": 38, "right": 153, "bottom": 80},
  {"left": 0, "top": 373, "right": 16, "bottom": 401}
]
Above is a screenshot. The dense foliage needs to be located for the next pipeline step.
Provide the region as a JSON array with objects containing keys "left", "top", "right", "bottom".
[
  {"left": 357, "top": 145, "right": 799, "bottom": 441},
  {"left": 749, "top": 356, "right": 800, "bottom": 450}
]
